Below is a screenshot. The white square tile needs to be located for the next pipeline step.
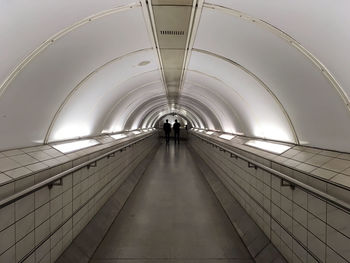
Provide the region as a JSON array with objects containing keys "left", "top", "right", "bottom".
[
  {"left": 15, "top": 193, "right": 34, "bottom": 220},
  {"left": 15, "top": 175, "right": 34, "bottom": 192},
  {"left": 50, "top": 210, "right": 63, "bottom": 231},
  {"left": 0, "top": 182, "right": 14, "bottom": 199},
  {"left": 5, "top": 167, "right": 32, "bottom": 179},
  {"left": 310, "top": 168, "right": 337, "bottom": 180},
  {"left": 35, "top": 239, "right": 50, "bottom": 262},
  {"left": 2, "top": 149, "right": 24, "bottom": 157},
  {"left": 327, "top": 226, "right": 350, "bottom": 261},
  {"left": 9, "top": 154, "right": 37, "bottom": 166},
  {"left": 51, "top": 240, "right": 62, "bottom": 262},
  {"left": 306, "top": 155, "right": 332, "bottom": 167},
  {"left": 308, "top": 213, "right": 326, "bottom": 242},
  {"left": 295, "top": 163, "right": 316, "bottom": 173},
  {"left": 26, "top": 162, "right": 48, "bottom": 172},
  {"left": 0, "top": 224, "right": 15, "bottom": 254},
  {"left": 327, "top": 204, "right": 350, "bottom": 238},
  {"left": 35, "top": 219, "right": 50, "bottom": 246},
  {"left": 292, "top": 220, "right": 307, "bottom": 246},
  {"left": 15, "top": 231, "right": 34, "bottom": 262},
  {"left": 50, "top": 195, "right": 63, "bottom": 216},
  {"left": 0, "top": 157, "right": 21, "bottom": 172},
  {"left": 43, "top": 149, "right": 63, "bottom": 158},
  {"left": 322, "top": 158, "right": 350, "bottom": 173},
  {"left": 331, "top": 174, "right": 350, "bottom": 188},
  {"left": 0, "top": 245, "right": 15, "bottom": 262},
  {"left": 326, "top": 247, "right": 347, "bottom": 263},
  {"left": 27, "top": 151, "right": 52, "bottom": 162},
  {"left": 307, "top": 194, "right": 326, "bottom": 221},
  {"left": 292, "top": 152, "right": 315, "bottom": 162},
  {"left": 35, "top": 187, "right": 50, "bottom": 209},
  {"left": 0, "top": 204, "right": 14, "bottom": 231},
  {"left": 293, "top": 239, "right": 307, "bottom": 262},
  {"left": 307, "top": 232, "right": 325, "bottom": 262},
  {"left": 35, "top": 203, "right": 50, "bottom": 227},
  {"left": 293, "top": 203, "right": 307, "bottom": 227},
  {"left": 319, "top": 150, "right": 341, "bottom": 158},
  {"left": 16, "top": 212, "right": 34, "bottom": 241},
  {"left": 0, "top": 173, "right": 12, "bottom": 184}
]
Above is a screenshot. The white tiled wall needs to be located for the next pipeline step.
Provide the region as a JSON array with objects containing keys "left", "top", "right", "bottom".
[
  {"left": 0, "top": 135, "right": 158, "bottom": 262},
  {"left": 190, "top": 135, "right": 350, "bottom": 263}
]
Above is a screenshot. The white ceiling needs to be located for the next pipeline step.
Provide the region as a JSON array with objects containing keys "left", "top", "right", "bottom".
[{"left": 1, "top": 0, "right": 349, "bottom": 152}]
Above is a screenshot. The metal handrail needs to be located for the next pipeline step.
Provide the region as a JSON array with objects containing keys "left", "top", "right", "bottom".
[
  {"left": 192, "top": 133, "right": 350, "bottom": 212},
  {"left": 0, "top": 133, "right": 155, "bottom": 209}
]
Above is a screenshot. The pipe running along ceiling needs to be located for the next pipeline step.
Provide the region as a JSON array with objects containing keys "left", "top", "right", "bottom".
[{"left": 1, "top": 0, "right": 350, "bottom": 152}]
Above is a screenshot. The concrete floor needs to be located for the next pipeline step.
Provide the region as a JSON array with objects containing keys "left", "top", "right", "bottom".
[{"left": 90, "top": 142, "right": 253, "bottom": 263}]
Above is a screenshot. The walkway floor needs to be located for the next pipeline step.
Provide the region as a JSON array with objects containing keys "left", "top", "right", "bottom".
[{"left": 90, "top": 141, "right": 253, "bottom": 263}]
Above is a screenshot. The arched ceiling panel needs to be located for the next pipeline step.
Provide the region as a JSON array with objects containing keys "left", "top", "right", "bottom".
[
  {"left": 127, "top": 98, "right": 212, "bottom": 130},
  {"left": 194, "top": 6, "right": 350, "bottom": 151},
  {"left": 147, "top": 111, "right": 196, "bottom": 129},
  {"left": 102, "top": 88, "right": 167, "bottom": 133},
  {"left": 0, "top": 6, "right": 153, "bottom": 149},
  {"left": 48, "top": 52, "right": 162, "bottom": 142},
  {"left": 180, "top": 86, "right": 240, "bottom": 134},
  {"left": 186, "top": 51, "right": 296, "bottom": 142},
  {"left": 138, "top": 104, "right": 205, "bottom": 129},
  {"left": 0, "top": 1, "right": 137, "bottom": 86},
  {"left": 205, "top": 0, "right": 350, "bottom": 99}
]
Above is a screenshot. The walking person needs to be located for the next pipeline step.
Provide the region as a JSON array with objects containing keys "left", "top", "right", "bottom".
[
  {"left": 173, "top": 119, "right": 181, "bottom": 144},
  {"left": 163, "top": 119, "right": 171, "bottom": 144}
]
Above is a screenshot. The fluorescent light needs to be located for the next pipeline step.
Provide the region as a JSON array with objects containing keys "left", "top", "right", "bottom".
[
  {"left": 219, "top": 134, "right": 235, "bottom": 140},
  {"left": 245, "top": 140, "right": 291, "bottom": 154},
  {"left": 52, "top": 139, "right": 99, "bottom": 154},
  {"left": 110, "top": 134, "right": 127, "bottom": 140},
  {"left": 206, "top": 131, "right": 214, "bottom": 135},
  {"left": 133, "top": 131, "right": 141, "bottom": 135}
]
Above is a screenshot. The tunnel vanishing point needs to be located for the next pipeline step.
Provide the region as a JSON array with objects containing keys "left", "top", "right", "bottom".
[{"left": 1, "top": 1, "right": 350, "bottom": 262}]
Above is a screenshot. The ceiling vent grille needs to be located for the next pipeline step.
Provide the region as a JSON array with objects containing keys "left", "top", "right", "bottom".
[{"left": 160, "top": 30, "right": 184, "bottom": 36}]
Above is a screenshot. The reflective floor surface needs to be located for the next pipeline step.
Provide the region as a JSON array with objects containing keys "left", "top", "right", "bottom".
[{"left": 91, "top": 141, "right": 253, "bottom": 263}]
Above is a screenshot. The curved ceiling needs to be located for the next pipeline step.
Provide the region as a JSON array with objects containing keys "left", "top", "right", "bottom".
[{"left": 1, "top": 0, "right": 349, "bottom": 152}]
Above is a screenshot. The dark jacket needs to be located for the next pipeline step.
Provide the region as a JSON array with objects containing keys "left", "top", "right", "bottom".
[
  {"left": 173, "top": 122, "right": 180, "bottom": 133},
  {"left": 163, "top": 122, "right": 171, "bottom": 133}
]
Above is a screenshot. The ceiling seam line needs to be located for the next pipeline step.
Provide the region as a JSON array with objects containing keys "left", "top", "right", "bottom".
[
  {"left": 177, "top": 0, "right": 199, "bottom": 102},
  {"left": 142, "top": 103, "right": 204, "bottom": 129},
  {"left": 140, "top": 0, "right": 169, "bottom": 100},
  {"left": 178, "top": 0, "right": 204, "bottom": 95}
]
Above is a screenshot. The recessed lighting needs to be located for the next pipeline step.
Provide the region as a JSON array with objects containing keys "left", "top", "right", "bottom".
[
  {"left": 245, "top": 140, "right": 291, "bottom": 154},
  {"left": 219, "top": 134, "right": 235, "bottom": 140},
  {"left": 111, "top": 134, "right": 127, "bottom": 140},
  {"left": 52, "top": 139, "right": 99, "bottom": 154}
]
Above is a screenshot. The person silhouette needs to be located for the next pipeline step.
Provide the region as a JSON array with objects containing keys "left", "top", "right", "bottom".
[
  {"left": 163, "top": 119, "right": 171, "bottom": 144},
  {"left": 173, "top": 119, "right": 181, "bottom": 144}
]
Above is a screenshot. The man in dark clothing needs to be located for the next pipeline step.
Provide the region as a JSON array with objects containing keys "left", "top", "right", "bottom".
[
  {"left": 163, "top": 119, "right": 171, "bottom": 144},
  {"left": 173, "top": 119, "right": 181, "bottom": 144}
]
